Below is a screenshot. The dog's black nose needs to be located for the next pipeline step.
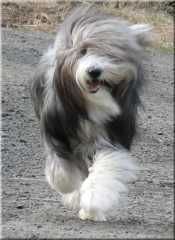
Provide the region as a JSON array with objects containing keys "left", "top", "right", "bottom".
[{"left": 87, "top": 67, "right": 102, "bottom": 79}]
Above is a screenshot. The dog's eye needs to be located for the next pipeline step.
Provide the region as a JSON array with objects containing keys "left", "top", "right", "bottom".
[{"left": 80, "top": 48, "right": 87, "bottom": 56}]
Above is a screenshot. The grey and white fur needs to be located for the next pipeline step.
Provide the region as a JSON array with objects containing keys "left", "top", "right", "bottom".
[{"left": 30, "top": 6, "right": 151, "bottom": 221}]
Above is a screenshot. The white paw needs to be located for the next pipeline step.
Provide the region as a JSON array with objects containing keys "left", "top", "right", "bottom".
[
  {"left": 79, "top": 208, "right": 107, "bottom": 221},
  {"left": 62, "top": 191, "right": 80, "bottom": 210}
]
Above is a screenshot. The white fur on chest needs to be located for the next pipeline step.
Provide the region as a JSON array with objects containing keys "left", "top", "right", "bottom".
[{"left": 85, "top": 88, "right": 121, "bottom": 124}]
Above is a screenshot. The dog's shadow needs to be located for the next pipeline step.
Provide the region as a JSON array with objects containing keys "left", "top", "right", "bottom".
[{"left": 75, "top": 216, "right": 144, "bottom": 226}]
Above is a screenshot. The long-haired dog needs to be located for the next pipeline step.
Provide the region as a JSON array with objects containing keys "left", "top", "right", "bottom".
[{"left": 31, "top": 6, "right": 151, "bottom": 221}]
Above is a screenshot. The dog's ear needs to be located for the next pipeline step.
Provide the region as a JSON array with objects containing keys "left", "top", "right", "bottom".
[{"left": 130, "top": 24, "right": 153, "bottom": 47}]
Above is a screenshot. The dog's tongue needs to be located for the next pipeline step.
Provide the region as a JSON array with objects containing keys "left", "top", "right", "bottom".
[{"left": 87, "top": 79, "right": 100, "bottom": 93}]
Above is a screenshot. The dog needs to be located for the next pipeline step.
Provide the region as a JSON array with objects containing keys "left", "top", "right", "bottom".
[{"left": 30, "top": 6, "right": 151, "bottom": 221}]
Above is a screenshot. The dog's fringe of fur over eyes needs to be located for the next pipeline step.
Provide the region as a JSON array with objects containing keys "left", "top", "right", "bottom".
[{"left": 30, "top": 6, "right": 151, "bottom": 221}]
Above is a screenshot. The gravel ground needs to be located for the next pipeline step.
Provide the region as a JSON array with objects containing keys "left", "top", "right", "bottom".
[{"left": 2, "top": 28, "right": 174, "bottom": 239}]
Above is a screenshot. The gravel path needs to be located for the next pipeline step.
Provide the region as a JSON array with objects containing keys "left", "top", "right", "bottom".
[{"left": 2, "top": 28, "right": 174, "bottom": 239}]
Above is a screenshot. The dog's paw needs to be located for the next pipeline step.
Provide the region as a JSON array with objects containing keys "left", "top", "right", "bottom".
[
  {"left": 79, "top": 208, "right": 107, "bottom": 221},
  {"left": 62, "top": 191, "right": 80, "bottom": 210}
]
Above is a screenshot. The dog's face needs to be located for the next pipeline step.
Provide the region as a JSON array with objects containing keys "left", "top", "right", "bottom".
[{"left": 75, "top": 44, "right": 137, "bottom": 95}]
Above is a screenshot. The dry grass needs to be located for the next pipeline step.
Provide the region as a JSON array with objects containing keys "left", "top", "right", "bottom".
[
  {"left": 2, "top": 1, "right": 174, "bottom": 51},
  {"left": 103, "top": 3, "right": 173, "bottom": 51}
]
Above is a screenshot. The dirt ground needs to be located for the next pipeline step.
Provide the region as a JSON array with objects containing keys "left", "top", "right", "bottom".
[{"left": 1, "top": 24, "right": 174, "bottom": 239}]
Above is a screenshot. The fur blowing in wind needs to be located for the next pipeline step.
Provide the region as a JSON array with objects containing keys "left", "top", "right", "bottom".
[{"left": 31, "top": 6, "right": 151, "bottom": 221}]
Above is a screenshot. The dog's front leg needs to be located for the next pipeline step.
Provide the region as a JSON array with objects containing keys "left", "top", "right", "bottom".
[
  {"left": 45, "top": 150, "right": 84, "bottom": 194},
  {"left": 79, "top": 147, "right": 137, "bottom": 221}
]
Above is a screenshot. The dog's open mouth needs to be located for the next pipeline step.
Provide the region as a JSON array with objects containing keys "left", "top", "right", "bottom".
[
  {"left": 87, "top": 79, "right": 100, "bottom": 93},
  {"left": 87, "top": 79, "right": 112, "bottom": 93}
]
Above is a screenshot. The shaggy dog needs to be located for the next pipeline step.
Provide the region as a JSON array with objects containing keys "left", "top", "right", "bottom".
[{"left": 31, "top": 6, "right": 151, "bottom": 221}]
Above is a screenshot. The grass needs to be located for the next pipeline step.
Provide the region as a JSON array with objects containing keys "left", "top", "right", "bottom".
[{"left": 103, "top": 4, "right": 173, "bottom": 52}]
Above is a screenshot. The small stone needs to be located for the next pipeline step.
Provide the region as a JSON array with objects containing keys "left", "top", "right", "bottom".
[{"left": 16, "top": 205, "right": 24, "bottom": 209}]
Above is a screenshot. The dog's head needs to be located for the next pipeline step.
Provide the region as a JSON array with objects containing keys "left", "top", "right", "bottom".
[
  {"left": 32, "top": 6, "right": 152, "bottom": 126},
  {"left": 52, "top": 7, "right": 151, "bottom": 120}
]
